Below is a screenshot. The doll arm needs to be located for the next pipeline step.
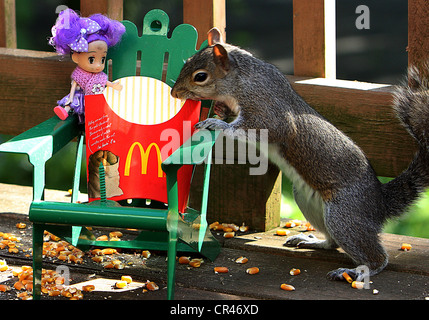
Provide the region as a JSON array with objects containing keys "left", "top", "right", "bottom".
[{"left": 106, "top": 80, "right": 123, "bottom": 91}]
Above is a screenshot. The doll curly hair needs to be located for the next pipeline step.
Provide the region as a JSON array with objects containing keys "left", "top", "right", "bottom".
[{"left": 49, "top": 8, "right": 125, "bottom": 55}]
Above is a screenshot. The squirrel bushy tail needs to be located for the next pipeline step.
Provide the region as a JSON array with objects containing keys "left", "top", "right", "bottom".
[{"left": 383, "top": 65, "right": 429, "bottom": 218}]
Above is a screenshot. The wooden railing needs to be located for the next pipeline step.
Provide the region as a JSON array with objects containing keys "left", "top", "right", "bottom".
[{"left": 0, "top": 0, "right": 427, "bottom": 179}]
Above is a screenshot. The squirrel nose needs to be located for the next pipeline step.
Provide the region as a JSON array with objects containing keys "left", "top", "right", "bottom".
[{"left": 171, "top": 87, "right": 180, "bottom": 99}]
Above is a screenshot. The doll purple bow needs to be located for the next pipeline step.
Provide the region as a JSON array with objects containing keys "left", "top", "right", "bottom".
[{"left": 68, "top": 18, "right": 101, "bottom": 52}]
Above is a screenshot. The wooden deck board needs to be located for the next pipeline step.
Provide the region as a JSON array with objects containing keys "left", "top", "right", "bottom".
[{"left": 0, "top": 183, "right": 428, "bottom": 300}]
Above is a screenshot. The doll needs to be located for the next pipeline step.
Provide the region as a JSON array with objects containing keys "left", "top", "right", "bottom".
[{"left": 49, "top": 9, "right": 125, "bottom": 123}]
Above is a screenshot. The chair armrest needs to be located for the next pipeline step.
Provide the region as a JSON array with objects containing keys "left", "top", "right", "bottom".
[
  {"left": 0, "top": 116, "right": 80, "bottom": 200},
  {"left": 0, "top": 116, "right": 79, "bottom": 165},
  {"left": 162, "top": 130, "right": 220, "bottom": 168}
]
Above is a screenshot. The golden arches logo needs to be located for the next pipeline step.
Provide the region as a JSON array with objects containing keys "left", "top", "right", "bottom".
[{"left": 124, "top": 142, "right": 163, "bottom": 178}]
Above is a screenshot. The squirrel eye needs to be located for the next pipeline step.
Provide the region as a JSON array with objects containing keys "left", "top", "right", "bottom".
[{"left": 192, "top": 71, "right": 209, "bottom": 84}]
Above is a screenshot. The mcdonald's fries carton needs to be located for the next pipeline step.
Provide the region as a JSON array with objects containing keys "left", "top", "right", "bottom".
[{"left": 84, "top": 76, "right": 201, "bottom": 212}]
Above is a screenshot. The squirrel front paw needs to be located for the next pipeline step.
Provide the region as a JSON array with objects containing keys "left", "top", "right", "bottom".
[{"left": 195, "top": 118, "right": 229, "bottom": 131}]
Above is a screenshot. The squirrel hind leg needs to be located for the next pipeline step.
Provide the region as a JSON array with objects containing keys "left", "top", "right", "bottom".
[
  {"left": 327, "top": 261, "right": 388, "bottom": 282},
  {"left": 324, "top": 201, "right": 389, "bottom": 280}
]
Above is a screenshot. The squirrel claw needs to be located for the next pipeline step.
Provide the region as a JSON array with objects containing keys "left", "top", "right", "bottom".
[
  {"left": 326, "top": 268, "right": 357, "bottom": 281},
  {"left": 195, "top": 118, "right": 229, "bottom": 131},
  {"left": 284, "top": 233, "right": 317, "bottom": 247}
]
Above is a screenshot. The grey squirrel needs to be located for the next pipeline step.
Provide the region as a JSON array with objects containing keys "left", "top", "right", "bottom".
[{"left": 171, "top": 28, "right": 429, "bottom": 282}]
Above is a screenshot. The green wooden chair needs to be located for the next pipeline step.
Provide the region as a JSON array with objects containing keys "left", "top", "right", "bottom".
[{"left": 0, "top": 9, "right": 220, "bottom": 300}]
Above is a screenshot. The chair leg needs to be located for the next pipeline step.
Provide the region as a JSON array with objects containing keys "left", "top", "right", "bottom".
[
  {"left": 166, "top": 228, "right": 178, "bottom": 300},
  {"left": 164, "top": 165, "right": 181, "bottom": 300},
  {"left": 32, "top": 223, "right": 44, "bottom": 300}
]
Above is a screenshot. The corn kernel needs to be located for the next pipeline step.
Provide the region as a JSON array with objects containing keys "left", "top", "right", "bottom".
[
  {"left": 280, "top": 283, "right": 295, "bottom": 291},
  {"left": 91, "top": 249, "right": 102, "bottom": 256},
  {"left": 209, "top": 221, "right": 220, "bottom": 230},
  {"left": 289, "top": 268, "right": 301, "bottom": 276},
  {"left": 104, "top": 262, "right": 115, "bottom": 269},
  {"left": 25, "top": 282, "right": 33, "bottom": 292},
  {"left": 342, "top": 272, "right": 353, "bottom": 283},
  {"left": 73, "top": 291, "right": 84, "bottom": 300},
  {"left": 8, "top": 247, "right": 18, "bottom": 254},
  {"left": 189, "top": 259, "right": 201, "bottom": 268},
  {"left": 16, "top": 223, "right": 26, "bottom": 229},
  {"left": 223, "top": 232, "right": 235, "bottom": 239},
  {"left": 0, "top": 284, "right": 11, "bottom": 292},
  {"left": 82, "top": 284, "right": 95, "bottom": 292},
  {"left": 92, "top": 256, "right": 104, "bottom": 263},
  {"left": 351, "top": 281, "right": 365, "bottom": 289},
  {"left": 109, "top": 231, "right": 123, "bottom": 238},
  {"left": 101, "top": 248, "right": 117, "bottom": 255},
  {"left": 178, "top": 256, "right": 191, "bottom": 264},
  {"left": 58, "top": 254, "right": 68, "bottom": 261},
  {"left": 61, "top": 290, "right": 73, "bottom": 298},
  {"left": 235, "top": 256, "right": 248, "bottom": 264},
  {"left": 304, "top": 222, "right": 316, "bottom": 231},
  {"left": 48, "top": 290, "right": 61, "bottom": 297},
  {"left": 121, "top": 275, "right": 133, "bottom": 284},
  {"left": 17, "top": 291, "right": 29, "bottom": 299},
  {"left": 115, "top": 281, "right": 127, "bottom": 289},
  {"left": 114, "top": 263, "right": 125, "bottom": 270},
  {"left": 401, "top": 243, "right": 412, "bottom": 251},
  {"left": 214, "top": 267, "right": 229, "bottom": 273},
  {"left": 246, "top": 267, "right": 260, "bottom": 275},
  {"left": 142, "top": 250, "right": 151, "bottom": 258},
  {"left": 55, "top": 277, "right": 65, "bottom": 285},
  {"left": 276, "top": 229, "right": 290, "bottom": 236},
  {"left": 146, "top": 281, "right": 159, "bottom": 291},
  {"left": 14, "top": 281, "right": 25, "bottom": 291},
  {"left": 239, "top": 224, "right": 249, "bottom": 232}
]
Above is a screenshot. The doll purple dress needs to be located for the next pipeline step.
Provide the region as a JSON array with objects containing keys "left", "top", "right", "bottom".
[{"left": 56, "top": 66, "right": 108, "bottom": 124}]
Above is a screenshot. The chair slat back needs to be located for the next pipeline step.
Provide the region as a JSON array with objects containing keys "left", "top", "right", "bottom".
[{"left": 106, "top": 9, "right": 203, "bottom": 87}]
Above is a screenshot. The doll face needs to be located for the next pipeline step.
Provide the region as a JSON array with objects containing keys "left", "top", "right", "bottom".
[{"left": 71, "top": 40, "right": 108, "bottom": 73}]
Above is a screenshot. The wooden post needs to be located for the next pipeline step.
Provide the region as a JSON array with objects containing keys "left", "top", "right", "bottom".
[
  {"left": 408, "top": 0, "right": 429, "bottom": 79},
  {"left": 80, "top": 0, "right": 123, "bottom": 20},
  {"left": 183, "top": 0, "right": 226, "bottom": 47},
  {"left": 0, "top": 0, "right": 16, "bottom": 48},
  {"left": 293, "top": 0, "right": 335, "bottom": 78}
]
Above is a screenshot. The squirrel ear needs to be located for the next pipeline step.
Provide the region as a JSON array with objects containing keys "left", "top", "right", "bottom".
[
  {"left": 213, "top": 44, "right": 230, "bottom": 72},
  {"left": 208, "top": 27, "right": 224, "bottom": 46}
]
